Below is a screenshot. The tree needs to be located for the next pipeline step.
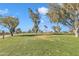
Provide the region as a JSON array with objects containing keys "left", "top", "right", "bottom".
[
  {"left": 28, "top": 8, "right": 40, "bottom": 33},
  {"left": 47, "top": 3, "right": 79, "bottom": 37},
  {"left": 47, "top": 4, "right": 62, "bottom": 33},
  {"left": 28, "top": 29, "right": 32, "bottom": 33},
  {"left": 16, "top": 28, "right": 22, "bottom": 34},
  {"left": 0, "top": 16, "right": 19, "bottom": 36},
  {"left": 53, "top": 26, "right": 61, "bottom": 33}
]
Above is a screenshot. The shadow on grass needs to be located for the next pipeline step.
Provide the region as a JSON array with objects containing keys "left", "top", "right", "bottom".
[
  {"left": 16, "top": 32, "right": 74, "bottom": 37},
  {"left": 18, "top": 34, "right": 44, "bottom": 37}
]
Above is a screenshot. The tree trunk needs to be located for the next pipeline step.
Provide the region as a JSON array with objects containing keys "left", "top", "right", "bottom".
[
  {"left": 2, "top": 30, "right": 5, "bottom": 39},
  {"left": 34, "top": 22, "right": 39, "bottom": 33},
  {"left": 74, "top": 16, "right": 79, "bottom": 37},
  {"left": 74, "top": 27, "right": 79, "bottom": 37},
  {"left": 10, "top": 30, "right": 14, "bottom": 36},
  {"left": 10, "top": 31, "right": 13, "bottom": 36}
]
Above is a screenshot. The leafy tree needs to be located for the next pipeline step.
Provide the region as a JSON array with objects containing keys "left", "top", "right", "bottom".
[
  {"left": 0, "top": 16, "right": 19, "bottom": 36},
  {"left": 28, "top": 8, "right": 40, "bottom": 33},
  {"left": 47, "top": 4, "right": 62, "bottom": 33},
  {"left": 47, "top": 3, "right": 79, "bottom": 37},
  {"left": 53, "top": 26, "right": 61, "bottom": 33},
  {"left": 16, "top": 28, "right": 22, "bottom": 33},
  {"left": 28, "top": 30, "right": 32, "bottom": 33}
]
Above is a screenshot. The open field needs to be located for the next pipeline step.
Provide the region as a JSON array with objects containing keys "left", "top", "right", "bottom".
[{"left": 0, "top": 34, "right": 79, "bottom": 56}]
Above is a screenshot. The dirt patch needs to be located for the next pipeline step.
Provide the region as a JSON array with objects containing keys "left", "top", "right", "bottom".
[{"left": 33, "top": 35, "right": 50, "bottom": 40}]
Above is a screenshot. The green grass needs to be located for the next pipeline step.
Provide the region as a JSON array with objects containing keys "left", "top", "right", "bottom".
[{"left": 0, "top": 34, "right": 79, "bottom": 56}]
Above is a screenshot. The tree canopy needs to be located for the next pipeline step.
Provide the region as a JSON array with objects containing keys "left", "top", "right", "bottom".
[
  {"left": 0, "top": 16, "right": 19, "bottom": 36},
  {"left": 47, "top": 3, "right": 79, "bottom": 37}
]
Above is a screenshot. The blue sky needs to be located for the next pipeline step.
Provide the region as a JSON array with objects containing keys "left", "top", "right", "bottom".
[{"left": 0, "top": 3, "right": 69, "bottom": 32}]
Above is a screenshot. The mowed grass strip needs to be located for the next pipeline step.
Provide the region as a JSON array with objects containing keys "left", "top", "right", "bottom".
[{"left": 0, "top": 35, "right": 79, "bottom": 56}]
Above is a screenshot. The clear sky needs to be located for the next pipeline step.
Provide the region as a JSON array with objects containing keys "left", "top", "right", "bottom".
[{"left": 0, "top": 3, "right": 69, "bottom": 32}]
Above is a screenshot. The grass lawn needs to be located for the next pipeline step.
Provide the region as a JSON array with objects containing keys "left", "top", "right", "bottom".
[{"left": 0, "top": 34, "right": 79, "bottom": 56}]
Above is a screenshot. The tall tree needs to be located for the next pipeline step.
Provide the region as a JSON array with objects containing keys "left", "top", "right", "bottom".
[
  {"left": 0, "top": 16, "right": 19, "bottom": 36},
  {"left": 28, "top": 8, "right": 40, "bottom": 33},
  {"left": 47, "top": 3, "right": 79, "bottom": 37},
  {"left": 47, "top": 4, "right": 61, "bottom": 33}
]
